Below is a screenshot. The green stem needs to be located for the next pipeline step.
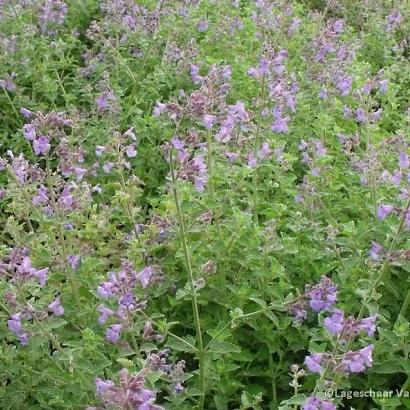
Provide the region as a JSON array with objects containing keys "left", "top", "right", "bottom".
[
  {"left": 169, "top": 143, "right": 205, "bottom": 408},
  {"left": 398, "top": 289, "right": 410, "bottom": 320},
  {"left": 268, "top": 353, "right": 277, "bottom": 406},
  {"left": 204, "top": 309, "right": 266, "bottom": 352},
  {"left": 206, "top": 129, "right": 223, "bottom": 241},
  {"left": 252, "top": 76, "right": 266, "bottom": 224},
  {"left": 140, "top": 310, "right": 198, "bottom": 353},
  {"left": 45, "top": 156, "right": 81, "bottom": 309},
  {"left": 118, "top": 161, "right": 146, "bottom": 262}
]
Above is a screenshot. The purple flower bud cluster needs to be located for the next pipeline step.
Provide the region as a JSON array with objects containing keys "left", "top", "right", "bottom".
[
  {"left": 155, "top": 64, "right": 232, "bottom": 129},
  {"left": 21, "top": 111, "right": 74, "bottom": 160},
  {"left": 48, "top": 297, "right": 64, "bottom": 316},
  {"left": 8, "top": 313, "right": 29, "bottom": 346},
  {"left": 0, "top": 72, "right": 17, "bottom": 92},
  {"left": 304, "top": 344, "right": 374, "bottom": 375},
  {"left": 368, "top": 241, "right": 384, "bottom": 260},
  {"left": 99, "top": 0, "right": 163, "bottom": 38},
  {"left": 386, "top": 10, "right": 402, "bottom": 32},
  {"left": 38, "top": 0, "right": 68, "bottom": 35},
  {"left": 96, "top": 261, "right": 157, "bottom": 343},
  {"left": 92, "top": 127, "right": 137, "bottom": 176},
  {"left": 323, "top": 309, "right": 377, "bottom": 341},
  {"left": 216, "top": 101, "right": 250, "bottom": 143},
  {"left": 299, "top": 139, "right": 327, "bottom": 177},
  {"left": 96, "top": 90, "right": 118, "bottom": 114},
  {"left": 288, "top": 276, "right": 338, "bottom": 321},
  {"left": 146, "top": 350, "right": 186, "bottom": 393},
  {"left": 164, "top": 136, "right": 209, "bottom": 193},
  {"left": 1, "top": 248, "right": 66, "bottom": 345},
  {"left": 0, "top": 248, "right": 49, "bottom": 287},
  {"left": 91, "top": 368, "right": 164, "bottom": 410},
  {"left": 248, "top": 46, "right": 298, "bottom": 136},
  {"left": 302, "top": 396, "right": 336, "bottom": 410}
]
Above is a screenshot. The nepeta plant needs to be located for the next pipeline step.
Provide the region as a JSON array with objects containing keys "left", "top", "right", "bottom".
[{"left": 0, "top": 0, "right": 409, "bottom": 409}]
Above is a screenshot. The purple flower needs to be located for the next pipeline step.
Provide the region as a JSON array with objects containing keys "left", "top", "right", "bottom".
[
  {"left": 96, "top": 91, "right": 117, "bottom": 113},
  {"left": 153, "top": 102, "right": 167, "bottom": 116},
  {"left": 95, "top": 378, "right": 115, "bottom": 396},
  {"left": 125, "top": 145, "right": 137, "bottom": 158},
  {"left": 190, "top": 64, "right": 203, "bottom": 85},
  {"left": 311, "top": 167, "right": 321, "bottom": 177},
  {"left": 175, "top": 383, "right": 184, "bottom": 393},
  {"left": 8, "top": 313, "right": 29, "bottom": 345},
  {"left": 377, "top": 204, "right": 394, "bottom": 220},
  {"left": 137, "top": 267, "right": 155, "bottom": 288},
  {"left": 32, "top": 185, "right": 49, "bottom": 206},
  {"left": 271, "top": 117, "right": 289, "bottom": 133},
  {"left": 336, "top": 76, "right": 353, "bottom": 96},
  {"left": 224, "top": 151, "right": 239, "bottom": 162},
  {"left": 258, "top": 142, "right": 272, "bottom": 161},
  {"left": 314, "top": 140, "right": 326, "bottom": 157},
  {"left": 197, "top": 20, "right": 209, "bottom": 32},
  {"left": 341, "top": 345, "right": 374, "bottom": 373},
  {"left": 359, "top": 344, "right": 374, "bottom": 366},
  {"left": 399, "top": 152, "right": 409, "bottom": 169},
  {"left": 67, "top": 255, "right": 81, "bottom": 271},
  {"left": 20, "top": 108, "right": 32, "bottom": 118},
  {"left": 33, "top": 136, "right": 51, "bottom": 156},
  {"left": 355, "top": 108, "right": 366, "bottom": 123},
  {"left": 324, "top": 309, "right": 344, "bottom": 335},
  {"left": 48, "top": 297, "right": 64, "bottom": 316},
  {"left": 103, "top": 161, "right": 114, "bottom": 173},
  {"left": 386, "top": 10, "right": 401, "bottom": 31},
  {"left": 333, "top": 19, "right": 344, "bottom": 33},
  {"left": 57, "top": 186, "right": 74, "bottom": 211},
  {"left": 105, "top": 324, "right": 122, "bottom": 343},
  {"left": 95, "top": 145, "right": 106, "bottom": 157},
  {"left": 258, "top": 57, "right": 270, "bottom": 76},
  {"left": 372, "top": 108, "right": 383, "bottom": 121},
  {"left": 97, "top": 281, "right": 116, "bottom": 299},
  {"left": 391, "top": 170, "right": 402, "bottom": 186},
  {"left": 379, "top": 79, "right": 388, "bottom": 94},
  {"left": 318, "top": 89, "right": 327, "bottom": 99},
  {"left": 343, "top": 106, "right": 352, "bottom": 118},
  {"left": 247, "top": 153, "right": 257, "bottom": 168},
  {"left": 303, "top": 396, "right": 336, "bottom": 410},
  {"left": 171, "top": 137, "right": 184, "bottom": 150},
  {"left": 39, "top": 0, "right": 67, "bottom": 34},
  {"left": 368, "top": 241, "right": 384, "bottom": 260},
  {"left": 358, "top": 315, "right": 377, "bottom": 337},
  {"left": 306, "top": 276, "right": 337, "bottom": 312},
  {"left": 203, "top": 114, "right": 217, "bottom": 129},
  {"left": 32, "top": 268, "right": 49, "bottom": 287},
  {"left": 304, "top": 353, "right": 323, "bottom": 373},
  {"left": 97, "top": 305, "right": 114, "bottom": 325}
]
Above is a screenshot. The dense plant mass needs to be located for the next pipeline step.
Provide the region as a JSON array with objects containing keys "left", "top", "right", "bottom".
[{"left": 0, "top": 0, "right": 409, "bottom": 409}]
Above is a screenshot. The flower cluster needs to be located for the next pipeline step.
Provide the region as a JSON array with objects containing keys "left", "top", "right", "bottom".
[
  {"left": 0, "top": 247, "right": 49, "bottom": 287},
  {"left": 88, "top": 368, "right": 164, "bottom": 410},
  {"left": 302, "top": 396, "right": 336, "bottom": 410},
  {"left": 96, "top": 261, "right": 158, "bottom": 343},
  {"left": 304, "top": 345, "right": 374, "bottom": 375},
  {"left": 288, "top": 276, "right": 338, "bottom": 321},
  {"left": 323, "top": 309, "right": 377, "bottom": 341}
]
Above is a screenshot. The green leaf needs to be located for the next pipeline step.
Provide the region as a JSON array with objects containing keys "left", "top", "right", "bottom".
[
  {"left": 166, "top": 335, "right": 197, "bottom": 353},
  {"left": 209, "top": 341, "right": 241, "bottom": 354}
]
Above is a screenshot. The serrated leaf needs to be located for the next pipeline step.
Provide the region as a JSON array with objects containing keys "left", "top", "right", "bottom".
[
  {"left": 209, "top": 341, "right": 241, "bottom": 354},
  {"left": 166, "top": 335, "right": 197, "bottom": 353},
  {"left": 116, "top": 358, "right": 135, "bottom": 368}
]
